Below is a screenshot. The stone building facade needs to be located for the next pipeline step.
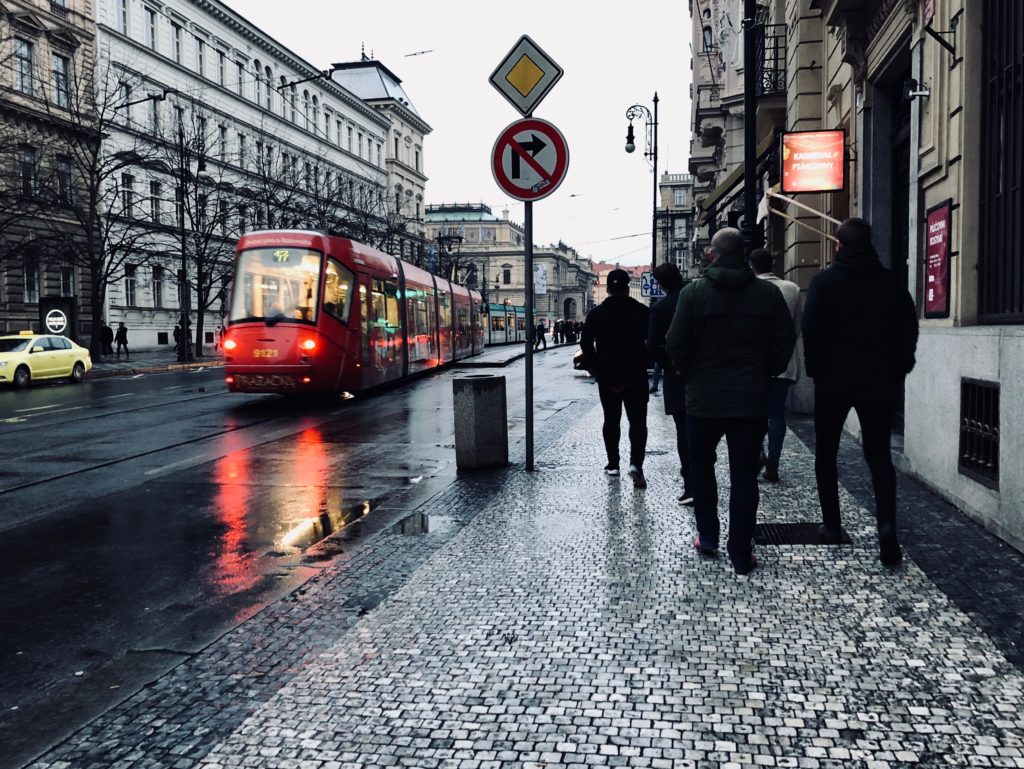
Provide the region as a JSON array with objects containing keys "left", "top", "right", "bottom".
[
  {"left": 657, "top": 172, "right": 697, "bottom": 279},
  {"left": 0, "top": 0, "right": 97, "bottom": 341},
  {"left": 331, "top": 57, "right": 431, "bottom": 263},
  {"left": 95, "top": 0, "right": 392, "bottom": 351},
  {"left": 423, "top": 203, "right": 595, "bottom": 325},
  {"left": 688, "top": 0, "right": 1024, "bottom": 550}
]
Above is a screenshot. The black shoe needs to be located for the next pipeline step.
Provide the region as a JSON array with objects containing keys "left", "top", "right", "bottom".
[
  {"left": 628, "top": 464, "right": 647, "bottom": 489},
  {"left": 604, "top": 464, "right": 620, "bottom": 477},
  {"left": 817, "top": 524, "right": 844, "bottom": 545},
  {"left": 734, "top": 553, "right": 758, "bottom": 576},
  {"left": 762, "top": 467, "right": 780, "bottom": 483},
  {"left": 758, "top": 451, "right": 768, "bottom": 469},
  {"left": 880, "top": 536, "right": 903, "bottom": 566},
  {"left": 678, "top": 490, "right": 694, "bottom": 505},
  {"left": 879, "top": 525, "right": 902, "bottom": 566}
]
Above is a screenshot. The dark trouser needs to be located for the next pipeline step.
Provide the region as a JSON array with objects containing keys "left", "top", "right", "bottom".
[
  {"left": 762, "top": 379, "right": 792, "bottom": 472},
  {"left": 598, "top": 381, "right": 648, "bottom": 469},
  {"left": 116, "top": 342, "right": 128, "bottom": 357},
  {"left": 687, "top": 415, "right": 764, "bottom": 569},
  {"left": 814, "top": 389, "right": 896, "bottom": 534},
  {"left": 671, "top": 412, "right": 691, "bottom": 488}
]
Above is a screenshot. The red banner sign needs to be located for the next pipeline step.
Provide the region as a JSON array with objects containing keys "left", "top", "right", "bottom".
[
  {"left": 924, "top": 200, "right": 952, "bottom": 318},
  {"left": 780, "top": 130, "right": 845, "bottom": 193}
]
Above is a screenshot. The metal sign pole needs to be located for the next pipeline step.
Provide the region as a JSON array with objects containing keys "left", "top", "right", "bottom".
[{"left": 525, "top": 200, "right": 534, "bottom": 471}]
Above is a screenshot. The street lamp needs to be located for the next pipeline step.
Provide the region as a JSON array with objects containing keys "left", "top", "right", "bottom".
[
  {"left": 175, "top": 123, "right": 212, "bottom": 362},
  {"left": 625, "top": 93, "right": 659, "bottom": 271}
]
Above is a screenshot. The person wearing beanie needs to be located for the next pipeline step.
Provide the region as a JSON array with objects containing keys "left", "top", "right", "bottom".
[
  {"left": 647, "top": 261, "right": 694, "bottom": 505},
  {"left": 580, "top": 268, "right": 650, "bottom": 488}
]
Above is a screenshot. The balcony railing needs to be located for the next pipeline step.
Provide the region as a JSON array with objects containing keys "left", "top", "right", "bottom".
[
  {"left": 49, "top": 0, "right": 69, "bottom": 19},
  {"left": 755, "top": 24, "right": 787, "bottom": 97}
]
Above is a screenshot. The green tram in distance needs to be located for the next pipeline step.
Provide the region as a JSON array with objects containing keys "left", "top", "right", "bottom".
[{"left": 481, "top": 302, "right": 529, "bottom": 345}]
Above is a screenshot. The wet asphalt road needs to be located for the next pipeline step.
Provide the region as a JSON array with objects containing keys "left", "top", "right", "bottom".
[{"left": 0, "top": 350, "right": 585, "bottom": 769}]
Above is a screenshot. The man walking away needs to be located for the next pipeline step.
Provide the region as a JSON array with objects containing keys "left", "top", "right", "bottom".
[
  {"left": 802, "top": 217, "right": 918, "bottom": 566},
  {"left": 647, "top": 262, "right": 693, "bottom": 504},
  {"left": 535, "top": 321, "right": 547, "bottom": 350},
  {"left": 114, "top": 322, "right": 129, "bottom": 360},
  {"left": 581, "top": 268, "right": 650, "bottom": 488},
  {"left": 667, "top": 229, "right": 795, "bottom": 575},
  {"left": 750, "top": 249, "right": 801, "bottom": 483}
]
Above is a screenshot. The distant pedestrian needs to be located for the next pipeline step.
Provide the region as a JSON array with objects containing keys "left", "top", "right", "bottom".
[
  {"left": 534, "top": 321, "right": 547, "bottom": 350},
  {"left": 646, "top": 262, "right": 693, "bottom": 504},
  {"left": 215, "top": 324, "right": 225, "bottom": 351},
  {"left": 750, "top": 249, "right": 802, "bottom": 483},
  {"left": 581, "top": 268, "right": 650, "bottom": 488},
  {"left": 802, "top": 217, "right": 918, "bottom": 565},
  {"left": 666, "top": 228, "right": 795, "bottom": 574},
  {"left": 114, "top": 322, "right": 129, "bottom": 360},
  {"left": 173, "top": 324, "right": 181, "bottom": 350},
  {"left": 100, "top": 322, "right": 114, "bottom": 357}
]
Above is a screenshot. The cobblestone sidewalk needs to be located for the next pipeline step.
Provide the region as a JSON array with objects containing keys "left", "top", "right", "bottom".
[{"left": 30, "top": 382, "right": 1024, "bottom": 768}]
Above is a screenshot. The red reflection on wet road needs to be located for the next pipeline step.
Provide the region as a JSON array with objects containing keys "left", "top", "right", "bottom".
[
  {"left": 212, "top": 432, "right": 259, "bottom": 595},
  {"left": 278, "top": 426, "right": 331, "bottom": 549}
]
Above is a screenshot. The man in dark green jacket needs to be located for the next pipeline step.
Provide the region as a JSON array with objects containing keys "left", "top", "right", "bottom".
[{"left": 666, "top": 228, "right": 796, "bottom": 574}]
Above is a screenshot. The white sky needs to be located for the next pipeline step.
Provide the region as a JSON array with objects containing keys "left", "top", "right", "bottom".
[{"left": 237, "top": 1, "right": 692, "bottom": 266}]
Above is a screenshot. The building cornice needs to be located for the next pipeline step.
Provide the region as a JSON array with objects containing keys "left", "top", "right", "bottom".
[
  {"left": 179, "top": 0, "right": 390, "bottom": 131},
  {"left": 367, "top": 99, "right": 432, "bottom": 136}
]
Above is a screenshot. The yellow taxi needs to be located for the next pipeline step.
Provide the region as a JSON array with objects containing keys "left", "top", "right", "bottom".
[{"left": 0, "top": 331, "right": 93, "bottom": 389}]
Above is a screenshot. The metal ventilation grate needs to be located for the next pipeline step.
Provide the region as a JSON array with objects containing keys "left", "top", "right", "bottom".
[
  {"left": 958, "top": 378, "right": 1000, "bottom": 489},
  {"left": 754, "top": 522, "right": 851, "bottom": 546}
]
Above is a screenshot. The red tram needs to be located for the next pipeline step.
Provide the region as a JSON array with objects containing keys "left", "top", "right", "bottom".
[{"left": 224, "top": 231, "right": 484, "bottom": 394}]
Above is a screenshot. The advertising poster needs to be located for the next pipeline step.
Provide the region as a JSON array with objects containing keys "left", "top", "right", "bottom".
[
  {"left": 780, "top": 130, "right": 845, "bottom": 193},
  {"left": 924, "top": 200, "right": 952, "bottom": 318}
]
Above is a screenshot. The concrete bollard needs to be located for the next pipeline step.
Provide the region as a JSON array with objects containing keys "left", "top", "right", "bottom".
[{"left": 452, "top": 374, "right": 508, "bottom": 470}]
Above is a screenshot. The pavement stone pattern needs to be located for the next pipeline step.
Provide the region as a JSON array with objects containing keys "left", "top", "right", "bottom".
[
  {"left": 788, "top": 417, "right": 1024, "bottom": 673},
  {"left": 28, "top": 386, "right": 1024, "bottom": 768}
]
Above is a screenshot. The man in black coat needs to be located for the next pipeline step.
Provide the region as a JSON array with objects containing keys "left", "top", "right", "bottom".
[
  {"left": 802, "top": 217, "right": 918, "bottom": 565},
  {"left": 647, "top": 262, "right": 694, "bottom": 504},
  {"left": 581, "top": 268, "right": 650, "bottom": 488}
]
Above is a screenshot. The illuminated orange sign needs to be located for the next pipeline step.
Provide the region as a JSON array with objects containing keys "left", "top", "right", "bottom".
[{"left": 780, "top": 130, "right": 845, "bottom": 193}]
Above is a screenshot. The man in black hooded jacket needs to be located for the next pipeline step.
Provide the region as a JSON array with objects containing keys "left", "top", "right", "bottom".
[{"left": 802, "top": 217, "right": 918, "bottom": 566}]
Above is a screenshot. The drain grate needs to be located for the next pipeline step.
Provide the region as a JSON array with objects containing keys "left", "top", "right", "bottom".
[{"left": 754, "top": 522, "right": 851, "bottom": 546}]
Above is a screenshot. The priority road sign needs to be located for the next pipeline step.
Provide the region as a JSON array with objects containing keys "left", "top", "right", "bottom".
[
  {"left": 489, "top": 35, "right": 564, "bottom": 117},
  {"left": 491, "top": 118, "right": 569, "bottom": 202}
]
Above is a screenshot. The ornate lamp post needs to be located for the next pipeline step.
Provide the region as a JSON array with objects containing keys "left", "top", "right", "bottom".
[{"left": 625, "top": 93, "right": 659, "bottom": 271}]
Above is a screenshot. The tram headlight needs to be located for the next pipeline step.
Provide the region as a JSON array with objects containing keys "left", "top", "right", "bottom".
[
  {"left": 300, "top": 338, "right": 316, "bottom": 351},
  {"left": 223, "top": 338, "right": 237, "bottom": 351}
]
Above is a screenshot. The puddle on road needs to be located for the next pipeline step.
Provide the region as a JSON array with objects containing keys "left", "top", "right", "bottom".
[
  {"left": 390, "top": 512, "right": 452, "bottom": 536},
  {"left": 279, "top": 498, "right": 377, "bottom": 550}
]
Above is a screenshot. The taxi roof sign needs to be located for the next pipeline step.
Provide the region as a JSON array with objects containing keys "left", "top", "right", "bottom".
[
  {"left": 489, "top": 35, "right": 563, "bottom": 117},
  {"left": 19, "top": 330, "right": 35, "bottom": 335}
]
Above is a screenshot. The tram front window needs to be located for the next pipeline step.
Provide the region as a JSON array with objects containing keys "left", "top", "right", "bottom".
[{"left": 230, "top": 248, "right": 322, "bottom": 325}]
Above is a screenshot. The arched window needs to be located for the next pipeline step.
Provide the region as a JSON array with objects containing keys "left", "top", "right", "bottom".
[
  {"left": 253, "top": 60, "right": 262, "bottom": 105},
  {"left": 311, "top": 96, "right": 320, "bottom": 134},
  {"left": 703, "top": 26, "right": 713, "bottom": 50},
  {"left": 264, "top": 66, "right": 272, "bottom": 111},
  {"left": 279, "top": 76, "right": 288, "bottom": 116},
  {"left": 302, "top": 90, "right": 310, "bottom": 129},
  {"left": 289, "top": 85, "right": 297, "bottom": 123}
]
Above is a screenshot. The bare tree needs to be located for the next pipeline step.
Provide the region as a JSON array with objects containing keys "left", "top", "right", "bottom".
[
  {"left": 35, "top": 59, "right": 161, "bottom": 356},
  {"left": 152, "top": 103, "right": 238, "bottom": 358}
]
